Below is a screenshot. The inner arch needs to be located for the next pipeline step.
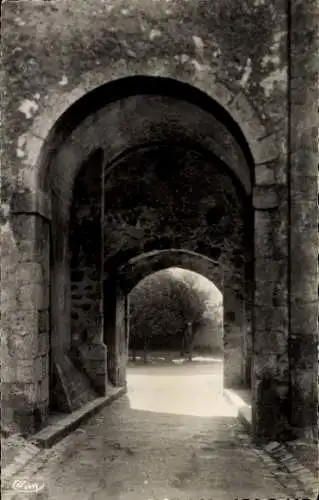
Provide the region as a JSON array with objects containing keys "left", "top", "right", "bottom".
[
  {"left": 39, "top": 77, "right": 254, "bottom": 209},
  {"left": 39, "top": 76, "right": 255, "bottom": 183},
  {"left": 117, "top": 249, "right": 222, "bottom": 294}
]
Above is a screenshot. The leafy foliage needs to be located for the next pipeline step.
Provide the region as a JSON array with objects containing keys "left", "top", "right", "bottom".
[{"left": 129, "top": 269, "right": 219, "bottom": 355}]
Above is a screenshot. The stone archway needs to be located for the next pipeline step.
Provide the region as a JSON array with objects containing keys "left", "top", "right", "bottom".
[
  {"left": 67, "top": 134, "right": 251, "bottom": 393},
  {"left": 4, "top": 71, "right": 292, "bottom": 442},
  {"left": 112, "top": 250, "right": 224, "bottom": 388},
  {"left": 109, "top": 250, "right": 250, "bottom": 394}
]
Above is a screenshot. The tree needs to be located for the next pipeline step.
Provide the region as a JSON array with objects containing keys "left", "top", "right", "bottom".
[
  {"left": 129, "top": 270, "right": 212, "bottom": 362},
  {"left": 169, "top": 274, "right": 211, "bottom": 361},
  {"left": 129, "top": 272, "right": 178, "bottom": 363}
]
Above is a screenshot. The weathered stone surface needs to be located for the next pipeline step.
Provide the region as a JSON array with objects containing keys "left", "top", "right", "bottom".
[
  {"left": 289, "top": 334, "right": 317, "bottom": 369},
  {"left": 290, "top": 301, "right": 318, "bottom": 335},
  {"left": 37, "top": 377, "right": 49, "bottom": 404},
  {"left": 1, "top": 0, "right": 317, "bottom": 443},
  {"left": 254, "top": 258, "right": 288, "bottom": 305},
  {"left": 1, "top": 357, "right": 17, "bottom": 383},
  {"left": 228, "top": 92, "right": 266, "bottom": 140},
  {"left": 7, "top": 332, "right": 39, "bottom": 360},
  {"left": 13, "top": 262, "right": 43, "bottom": 285},
  {"left": 253, "top": 373, "right": 290, "bottom": 441},
  {"left": 38, "top": 310, "right": 49, "bottom": 334},
  {"left": 10, "top": 187, "right": 52, "bottom": 220},
  {"left": 9, "top": 214, "right": 37, "bottom": 242},
  {"left": 255, "top": 163, "right": 276, "bottom": 186},
  {"left": 253, "top": 186, "right": 279, "bottom": 210},
  {"left": 224, "top": 347, "right": 245, "bottom": 389},
  {"left": 119, "top": 249, "right": 222, "bottom": 293},
  {"left": 71, "top": 343, "right": 108, "bottom": 396},
  {"left": 254, "top": 210, "right": 288, "bottom": 259},
  {"left": 2, "top": 308, "right": 38, "bottom": 336},
  {"left": 69, "top": 150, "right": 103, "bottom": 349},
  {"left": 40, "top": 355, "right": 49, "bottom": 381},
  {"left": 290, "top": 274, "right": 318, "bottom": 303},
  {"left": 290, "top": 367, "right": 317, "bottom": 431},
  {"left": 254, "top": 331, "right": 287, "bottom": 358},
  {"left": 223, "top": 288, "right": 246, "bottom": 388},
  {"left": 19, "top": 383, "right": 38, "bottom": 405},
  {"left": 253, "top": 135, "right": 282, "bottom": 165},
  {"left": 290, "top": 173, "right": 318, "bottom": 202},
  {"left": 16, "top": 284, "right": 48, "bottom": 311},
  {"left": 15, "top": 358, "right": 42, "bottom": 383},
  {"left": 254, "top": 306, "right": 288, "bottom": 337},
  {"left": 290, "top": 238, "right": 318, "bottom": 276},
  {"left": 38, "top": 332, "right": 49, "bottom": 356}
]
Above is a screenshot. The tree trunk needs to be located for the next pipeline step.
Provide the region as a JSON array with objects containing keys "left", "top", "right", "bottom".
[
  {"left": 132, "top": 346, "right": 137, "bottom": 362},
  {"left": 183, "top": 322, "right": 191, "bottom": 362},
  {"left": 143, "top": 333, "right": 148, "bottom": 364},
  {"left": 180, "top": 333, "right": 185, "bottom": 358},
  {"left": 188, "top": 325, "right": 197, "bottom": 362},
  {"left": 143, "top": 346, "right": 148, "bottom": 364}
]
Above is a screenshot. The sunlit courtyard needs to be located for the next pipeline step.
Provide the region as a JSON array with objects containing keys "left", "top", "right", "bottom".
[{"left": 126, "top": 356, "right": 237, "bottom": 418}]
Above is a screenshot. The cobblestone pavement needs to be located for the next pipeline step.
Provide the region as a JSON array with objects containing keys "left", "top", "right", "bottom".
[{"left": 2, "top": 361, "right": 313, "bottom": 499}]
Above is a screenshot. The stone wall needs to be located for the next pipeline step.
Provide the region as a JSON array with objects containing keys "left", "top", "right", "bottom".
[
  {"left": 68, "top": 149, "right": 108, "bottom": 395},
  {"left": 289, "top": 0, "right": 318, "bottom": 440},
  {"left": 1, "top": 0, "right": 317, "bottom": 441},
  {"left": 102, "top": 144, "right": 247, "bottom": 274},
  {"left": 2, "top": 0, "right": 287, "bottom": 218},
  {"left": 69, "top": 149, "right": 103, "bottom": 345},
  {"left": 1, "top": 214, "right": 50, "bottom": 433}
]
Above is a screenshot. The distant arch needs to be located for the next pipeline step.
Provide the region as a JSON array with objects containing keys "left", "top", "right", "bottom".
[{"left": 117, "top": 249, "right": 222, "bottom": 293}]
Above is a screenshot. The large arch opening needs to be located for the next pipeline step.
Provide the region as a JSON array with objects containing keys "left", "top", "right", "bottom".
[
  {"left": 40, "top": 76, "right": 254, "bottom": 418},
  {"left": 2, "top": 3, "right": 316, "bottom": 453},
  {"left": 11, "top": 73, "right": 286, "bottom": 438},
  {"left": 65, "top": 133, "right": 252, "bottom": 408},
  {"left": 128, "top": 267, "right": 223, "bottom": 361},
  {"left": 36, "top": 75, "right": 255, "bottom": 195},
  {"left": 125, "top": 266, "right": 229, "bottom": 419},
  {"left": 46, "top": 77, "right": 254, "bottom": 424}
]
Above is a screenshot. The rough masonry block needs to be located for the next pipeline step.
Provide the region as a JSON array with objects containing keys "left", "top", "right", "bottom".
[
  {"left": 253, "top": 186, "right": 279, "bottom": 210},
  {"left": 16, "top": 358, "right": 42, "bottom": 383},
  {"left": 254, "top": 306, "right": 288, "bottom": 336},
  {"left": 38, "top": 310, "right": 49, "bottom": 333},
  {"left": 254, "top": 211, "right": 288, "bottom": 259},
  {"left": 8, "top": 333, "right": 38, "bottom": 360},
  {"left": 37, "top": 377, "right": 49, "bottom": 403},
  {"left": 255, "top": 163, "right": 276, "bottom": 186},
  {"left": 38, "top": 332, "right": 50, "bottom": 356},
  {"left": 254, "top": 327, "right": 288, "bottom": 355},
  {"left": 290, "top": 301, "right": 318, "bottom": 335},
  {"left": 16, "top": 284, "right": 48, "bottom": 311}
]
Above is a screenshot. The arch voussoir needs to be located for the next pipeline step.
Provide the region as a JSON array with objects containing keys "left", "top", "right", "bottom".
[
  {"left": 227, "top": 92, "right": 266, "bottom": 141},
  {"left": 25, "top": 59, "right": 265, "bottom": 191}
]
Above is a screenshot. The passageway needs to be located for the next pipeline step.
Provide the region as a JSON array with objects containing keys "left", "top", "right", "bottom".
[
  {"left": 1, "top": 5, "right": 317, "bottom": 499},
  {"left": 21, "top": 360, "right": 299, "bottom": 500},
  {"left": 128, "top": 267, "right": 223, "bottom": 364},
  {"left": 2, "top": 62, "right": 316, "bottom": 448}
]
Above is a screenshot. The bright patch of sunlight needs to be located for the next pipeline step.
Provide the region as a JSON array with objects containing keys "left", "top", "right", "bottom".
[
  {"left": 127, "top": 371, "right": 238, "bottom": 417},
  {"left": 224, "top": 389, "right": 252, "bottom": 409},
  {"left": 190, "top": 356, "right": 223, "bottom": 363},
  {"left": 171, "top": 356, "right": 223, "bottom": 364},
  {"left": 131, "top": 356, "right": 167, "bottom": 361},
  {"left": 171, "top": 359, "right": 185, "bottom": 365}
]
